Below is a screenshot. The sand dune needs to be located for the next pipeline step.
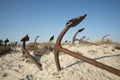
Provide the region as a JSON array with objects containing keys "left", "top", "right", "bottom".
[{"left": 0, "top": 43, "right": 120, "bottom": 80}]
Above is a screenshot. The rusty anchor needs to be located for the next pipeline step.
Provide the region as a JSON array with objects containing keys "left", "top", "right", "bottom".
[
  {"left": 54, "top": 14, "right": 120, "bottom": 76},
  {"left": 72, "top": 28, "right": 85, "bottom": 44},
  {"left": 21, "top": 35, "right": 43, "bottom": 70}
]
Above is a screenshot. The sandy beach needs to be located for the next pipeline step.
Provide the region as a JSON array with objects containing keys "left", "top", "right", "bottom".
[{"left": 0, "top": 43, "right": 120, "bottom": 80}]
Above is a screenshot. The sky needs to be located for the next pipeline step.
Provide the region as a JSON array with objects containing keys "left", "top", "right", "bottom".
[{"left": 0, "top": 0, "right": 120, "bottom": 44}]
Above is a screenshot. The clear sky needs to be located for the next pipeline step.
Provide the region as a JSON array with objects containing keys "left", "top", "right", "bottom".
[{"left": 0, "top": 0, "right": 120, "bottom": 43}]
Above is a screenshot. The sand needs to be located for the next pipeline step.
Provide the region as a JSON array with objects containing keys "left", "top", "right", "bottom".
[{"left": 0, "top": 43, "right": 120, "bottom": 80}]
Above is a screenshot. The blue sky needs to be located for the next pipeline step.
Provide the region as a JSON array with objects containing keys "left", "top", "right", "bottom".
[{"left": 0, "top": 0, "right": 120, "bottom": 43}]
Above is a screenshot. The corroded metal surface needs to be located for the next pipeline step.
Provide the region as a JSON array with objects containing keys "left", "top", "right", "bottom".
[
  {"left": 21, "top": 35, "right": 43, "bottom": 71},
  {"left": 101, "top": 34, "right": 110, "bottom": 42},
  {"left": 49, "top": 35, "right": 54, "bottom": 41},
  {"left": 72, "top": 28, "right": 85, "bottom": 44},
  {"left": 4, "top": 38, "right": 9, "bottom": 48},
  {"left": 54, "top": 14, "right": 120, "bottom": 76},
  {"left": 34, "top": 35, "right": 39, "bottom": 44},
  {"left": 22, "top": 47, "right": 43, "bottom": 70}
]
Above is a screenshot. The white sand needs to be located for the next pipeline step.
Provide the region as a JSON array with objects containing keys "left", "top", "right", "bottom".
[{"left": 0, "top": 44, "right": 120, "bottom": 80}]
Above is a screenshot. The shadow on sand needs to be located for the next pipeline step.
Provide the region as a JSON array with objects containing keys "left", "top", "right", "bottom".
[{"left": 63, "top": 54, "right": 120, "bottom": 70}]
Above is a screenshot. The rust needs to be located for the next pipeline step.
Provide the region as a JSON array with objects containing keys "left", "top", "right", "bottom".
[
  {"left": 72, "top": 28, "right": 85, "bottom": 44},
  {"left": 79, "top": 36, "right": 86, "bottom": 44},
  {"left": 54, "top": 14, "right": 120, "bottom": 76},
  {"left": 34, "top": 35, "right": 39, "bottom": 44},
  {"left": 101, "top": 34, "right": 110, "bottom": 42},
  {"left": 49, "top": 35, "right": 54, "bottom": 42},
  {"left": 4, "top": 38, "right": 9, "bottom": 48},
  {"left": 21, "top": 35, "right": 43, "bottom": 70}
]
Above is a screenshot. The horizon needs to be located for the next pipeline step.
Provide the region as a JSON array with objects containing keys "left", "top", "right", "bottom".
[{"left": 0, "top": 0, "right": 120, "bottom": 44}]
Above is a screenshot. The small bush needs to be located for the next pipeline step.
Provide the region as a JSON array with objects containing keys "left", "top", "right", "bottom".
[
  {"left": 95, "top": 39, "right": 117, "bottom": 45},
  {"left": 26, "top": 43, "right": 38, "bottom": 51},
  {"left": 114, "top": 46, "right": 120, "bottom": 50},
  {"left": 34, "top": 42, "right": 54, "bottom": 56},
  {"left": 0, "top": 46, "right": 11, "bottom": 55},
  {"left": 26, "top": 42, "right": 54, "bottom": 56}
]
